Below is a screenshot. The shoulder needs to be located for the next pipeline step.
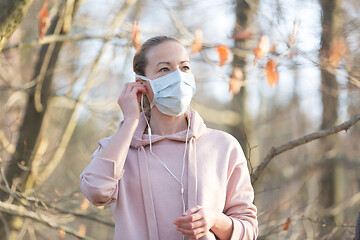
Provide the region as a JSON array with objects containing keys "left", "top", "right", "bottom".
[
  {"left": 202, "top": 128, "right": 239, "bottom": 146},
  {"left": 199, "top": 128, "right": 246, "bottom": 164}
]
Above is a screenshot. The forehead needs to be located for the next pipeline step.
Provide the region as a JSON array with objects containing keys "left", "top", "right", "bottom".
[{"left": 145, "top": 41, "right": 189, "bottom": 65}]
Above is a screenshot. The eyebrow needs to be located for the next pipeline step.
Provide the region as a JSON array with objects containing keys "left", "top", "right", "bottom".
[{"left": 156, "top": 61, "right": 190, "bottom": 66}]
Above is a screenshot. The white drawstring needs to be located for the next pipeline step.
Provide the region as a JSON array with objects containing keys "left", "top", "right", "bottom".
[{"left": 141, "top": 95, "right": 191, "bottom": 215}]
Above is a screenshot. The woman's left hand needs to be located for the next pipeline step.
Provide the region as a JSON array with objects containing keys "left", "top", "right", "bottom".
[{"left": 173, "top": 205, "right": 219, "bottom": 239}]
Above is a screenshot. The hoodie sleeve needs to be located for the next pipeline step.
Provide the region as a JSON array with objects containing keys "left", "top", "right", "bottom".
[
  {"left": 224, "top": 144, "right": 258, "bottom": 240},
  {"left": 79, "top": 138, "right": 123, "bottom": 206}
]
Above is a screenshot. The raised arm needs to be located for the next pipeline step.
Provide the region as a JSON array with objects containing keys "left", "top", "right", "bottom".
[{"left": 80, "top": 82, "right": 146, "bottom": 205}]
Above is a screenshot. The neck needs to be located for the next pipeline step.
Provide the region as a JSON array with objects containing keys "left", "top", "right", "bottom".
[{"left": 149, "top": 107, "right": 188, "bottom": 136}]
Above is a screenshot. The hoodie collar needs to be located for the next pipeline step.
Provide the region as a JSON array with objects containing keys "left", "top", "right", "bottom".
[{"left": 130, "top": 110, "right": 206, "bottom": 148}]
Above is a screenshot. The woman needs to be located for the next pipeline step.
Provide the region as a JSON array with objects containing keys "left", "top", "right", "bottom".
[{"left": 80, "top": 36, "right": 258, "bottom": 240}]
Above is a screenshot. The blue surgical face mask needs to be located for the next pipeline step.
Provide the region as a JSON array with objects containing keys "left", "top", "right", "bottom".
[{"left": 136, "top": 69, "right": 196, "bottom": 116}]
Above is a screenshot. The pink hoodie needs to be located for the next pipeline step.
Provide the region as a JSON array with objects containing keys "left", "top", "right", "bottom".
[{"left": 80, "top": 110, "right": 258, "bottom": 240}]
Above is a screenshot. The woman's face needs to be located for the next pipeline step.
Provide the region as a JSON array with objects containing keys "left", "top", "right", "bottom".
[{"left": 140, "top": 41, "right": 191, "bottom": 102}]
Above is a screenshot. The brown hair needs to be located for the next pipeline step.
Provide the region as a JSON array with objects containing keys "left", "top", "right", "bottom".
[
  {"left": 133, "top": 35, "right": 180, "bottom": 76},
  {"left": 133, "top": 36, "right": 180, "bottom": 112}
]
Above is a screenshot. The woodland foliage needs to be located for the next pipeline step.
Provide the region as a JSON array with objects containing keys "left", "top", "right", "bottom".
[{"left": 0, "top": 0, "right": 360, "bottom": 239}]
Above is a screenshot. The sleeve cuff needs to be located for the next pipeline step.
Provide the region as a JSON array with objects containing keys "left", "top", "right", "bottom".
[
  {"left": 87, "top": 156, "right": 124, "bottom": 180},
  {"left": 229, "top": 216, "right": 243, "bottom": 240},
  {"left": 228, "top": 216, "right": 258, "bottom": 240}
]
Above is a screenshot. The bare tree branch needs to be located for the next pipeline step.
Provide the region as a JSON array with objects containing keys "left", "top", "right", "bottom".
[
  {"left": 0, "top": 212, "right": 10, "bottom": 239},
  {"left": 2, "top": 32, "right": 130, "bottom": 52},
  {"left": 0, "top": 130, "right": 15, "bottom": 154},
  {"left": 0, "top": 201, "right": 95, "bottom": 240},
  {"left": 49, "top": 205, "right": 115, "bottom": 227},
  {"left": 0, "top": 180, "right": 115, "bottom": 228},
  {"left": 26, "top": 0, "right": 139, "bottom": 189},
  {"left": 251, "top": 112, "right": 360, "bottom": 183}
]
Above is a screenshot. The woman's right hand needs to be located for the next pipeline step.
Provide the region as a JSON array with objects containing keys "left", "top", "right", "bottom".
[{"left": 118, "top": 82, "right": 147, "bottom": 121}]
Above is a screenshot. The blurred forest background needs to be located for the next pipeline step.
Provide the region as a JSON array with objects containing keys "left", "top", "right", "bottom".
[{"left": 1, "top": 0, "right": 360, "bottom": 239}]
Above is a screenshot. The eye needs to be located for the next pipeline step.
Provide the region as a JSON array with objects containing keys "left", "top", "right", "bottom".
[
  {"left": 159, "top": 67, "right": 170, "bottom": 72},
  {"left": 182, "top": 65, "right": 190, "bottom": 71}
]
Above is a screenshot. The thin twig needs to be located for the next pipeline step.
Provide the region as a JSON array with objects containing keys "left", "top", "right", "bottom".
[
  {"left": 0, "top": 201, "right": 95, "bottom": 240},
  {"left": 33, "top": 2, "right": 64, "bottom": 113},
  {"left": 0, "top": 129, "right": 15, "bottom": 154},
  {"left": 326, "top": 192, "right": 360, "bottom": 217},
  {"left": 45, "top": 204, "right": 114, "bottom": 227},
  {"left": 27, "top": 0, "right": 139, "bottom": 189},
  {"left": 251, "top": 112, "right": 360, "bottom": 183},
  {"left": 0, "top": 184, "right": 114, "bottom": 227},
  {"left": 0, "top": 167, "right": 27, "bottom": 207},
  {"left": 2, "top": 33, "right": 129, "bottom": 52},
  {"left": 0, "top": 212, "right": 10, "bottom": 240},
  {"left": 158, "top": 0, "right": 192, "bottom": 40}
]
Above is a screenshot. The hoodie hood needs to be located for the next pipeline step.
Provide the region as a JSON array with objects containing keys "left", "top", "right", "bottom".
[{"left": 130, "top": 109, "right": 207, "bottom": 149}]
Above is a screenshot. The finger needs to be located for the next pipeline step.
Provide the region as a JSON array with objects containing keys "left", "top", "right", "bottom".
[
  {"left": 175, "top": 218, "right": 206, "bottom": 230},
  {"left": 119, "top": 83, "right": 145, "bottom": 104},
  {"left": 184, "top": 210, "right": 204, "bottom": 224},
  {"left": 126, "top": 81, "right": 144, "bottom": 86},
  {"left": 194, "top": 231, "right": 206, "bottom": 239},
  {"left": 174, "top": 213, "right": 205, "bottom": 228},
  {"left": 176, "top": 226, "right": 205, "bottom": 239},
  {"left": 135, "top": 77, "right": 146, "bottom": 84},
  {"left": 123, "top": 83, "right": 133, "bottom": 93},
  {"left": 130, "top": 85, "right": 147, "bottom": 95},
  {"left": 184, "top": 205, "right": 202, "bottom": 216},
  {"left": 189, "top": 219, "right": 206, "bottom": 229},
  {"left": 175, "top": 206, "right": 202, "bottom": 224},
  {"left": 189, "top": 211, "right": 205, "bottom": 222},
  {"left": 123, "top": 82, "right": 145, "bottom": 93},
  {"left": 124, "top": 82, "right": 144, "bottom": 91},
  {"left": 122, "top": 84, "right": 129, "bottom": 93},
  {"left": 131, "top": 81, "right": 145, "bottom": 87},
  {"left": 133, "top": 86, "right": 147, "bottom": 104}
]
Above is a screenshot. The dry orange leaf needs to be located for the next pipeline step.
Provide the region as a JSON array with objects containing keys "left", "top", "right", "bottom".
[
  {"left": 282, "top": 217, "right": 291, "bottom": 231},
  {"left": 229, "top": 67, "right": 243, "bottom": 95},
  {"left": 58, "top": 229, "right": 66, "bottom": 238},
  {"left": 54, "top": 188, "right": 61, "bottom": 196},
  {"left": 288, "top": 20, "right": 299, "bottom": 47},
  {"left": 253, "top": 35, "right": 270, "bottom": 64},
  {"left": 80, "top": 198, "right": 89, "bottom": 212},
  {"left": 131, "top": 20, "right": 141, "bottom": 51},
  {"left": 231, "top": 30, "right": 253, "bottom": 40},
  {"left": 191, "top": 28, "right": 203, "bottom": 54},
  {"left": 329, "top": 38, "right": 345, "bottom": 69},
  {"left": 38, "top": 2, "right": 50, "bottom": 40},
  {"left": 217, "top": 45, "right": 231, "bottom": 67},
  {"left": 78, "top": 224, "right": 87, "bottom": 236},
  {"left": 265, "top": 59, "right": 279, "bottom": 87},
  {"left": 288, "top": 51, "right": 296, "bottom": 58}
]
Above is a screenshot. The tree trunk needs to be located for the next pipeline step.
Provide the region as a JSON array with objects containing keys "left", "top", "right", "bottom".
[
  {"left": 0, "top": 0, "right": 34, "bottom": 51},
  {"left": 318, "top": 0, "right": 342, "bottom": 237},
  {"left": 1, "top": 0, "right": 79, "bottom": 238},
  {"left": 3, "top": 6, "right": 64, "bottom": 191},
  {"left": 230, "top": 0, "right": 257, "bottom": 157}
]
